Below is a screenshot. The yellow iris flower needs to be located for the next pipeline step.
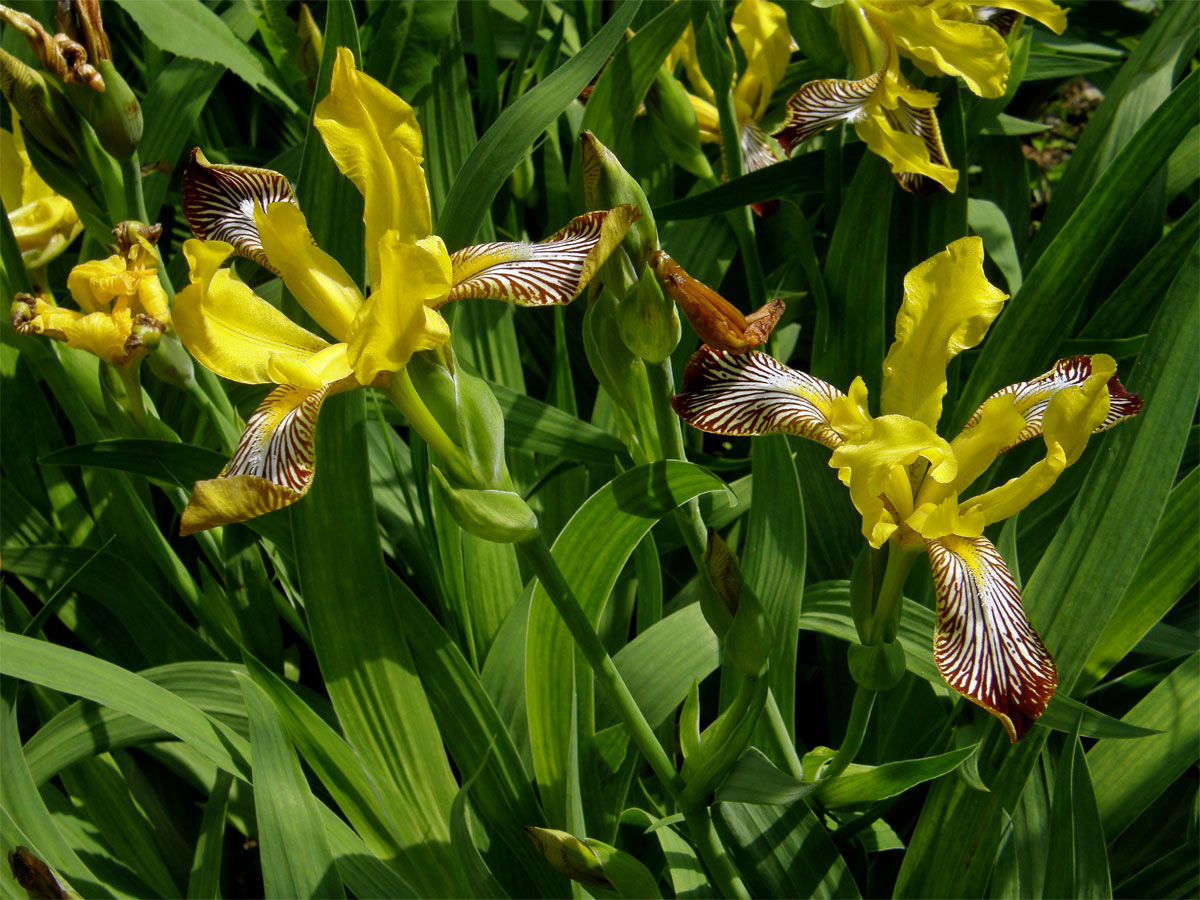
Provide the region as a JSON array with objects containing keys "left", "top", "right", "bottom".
[
  {"left": 1, "top": 115, "right": 82, "bottom": 268},
  {"left": 175, "top": 47, "right": 636, "bottom": 536},
  {"left": 671, "top": 237, "right": 1140, "bottom": 740},
  {"left": 666, "top": 0, "right": 797, "bottom": 175},
  {"left": 773, "top": 1, "right": 1066, "bottom": 193},
  {"left": 10, "top": 222, "right": 169, "bottom": 367}
]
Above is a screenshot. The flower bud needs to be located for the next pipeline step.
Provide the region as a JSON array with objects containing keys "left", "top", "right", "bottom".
[
  {"left": 650, "top": 250, "right": 784, "bottom": 353},
  {"left": 579, "top": 130, "right": 658, "bottom": 277},
  {"left": 582, "top": 289, "right": 643, "bottom": 418},
  {"left": 646, "top": 67, "right": 714, "bottom": 179},
  {"left": 847, "top": 641, "right": 907, "bottom": 691},
  {"left": 616, "top": 261, "right": 680, "bottom": 363},
  {"left": 725, "top": 587, "right": 771, "bottom": 677},
  {"left": 702, "top": 527, "right": 740, "bottom": 622},
  {"left": 69, "top": 58, "right": 142, "bottom": 160},
  {"left": 0, "top": 50, "right": 82, "bottom": 164},
  {"left": 431, "top": 465, "right": 538, "bottom": 543},
  {"left": 522, "top": 827, "right": 612, "bottom": 890},
  {"left": 146, "top": 333, "right": 197, "bottom": 389}
]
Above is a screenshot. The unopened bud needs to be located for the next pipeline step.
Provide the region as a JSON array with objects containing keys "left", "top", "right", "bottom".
[
  {"left": 847, "top": 641, "right": 907, "bottom": 691},
  {"left": 522, "top": 827, "right": 612, "bottom": 890},
  {"left": 0, "top": 4, "right": 103, "bottom": 89},
  {"left": 68, "top": 59, "right": 142, "bottom": 159},
  {"left": 147, "top": 333, "right": 196, "bottom": 389},
  {"left": 616, "top": 262, "right": 680, "bottom": 363},
  {"left": 0, "top": 49, "right": 81, "bottom": 163},
  {"left": 650, "top": 250, "right": 784, "bottom": 353},
  {"left": 579, "top": 130, "right": 658, "bottom": 276},
  {"left": 582, "top": 290, "right": 643, "bottom": 417},
  {"left": 726, "top": 588, "right": 770, "bottom": 676},
  {"left": 703, "top": 528, "right": 741, "bottom": 618},
  {"left": 646, "top": 67, "right": 713, "bottom": 179},
  {"left": 296, "top": 3, "right": 323, "bottom": 75},
  {"left": 128, "top": 313, "right": 165, "bottom": 357}
]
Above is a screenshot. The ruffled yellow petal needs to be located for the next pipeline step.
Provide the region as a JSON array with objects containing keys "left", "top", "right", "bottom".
[
  {"left": 977, "top": 1, "right": 1067, "bottom": 35},
  {"left": 345, "top": 232, "right": 451, "bottom": 385},
  {"left": 10, "top": 196, "right": 80, "bottom": 263},
  {"left": 181, "top": 383, "right": 338, "bottom": 535},
  {"left": 869, "top": 3, "right": 1011, "bottom": 98},
  {"left": 731, "top": 0, "right": 794, "bottom": 122},
  {"left": 961, "top": 356, "right": 1117, "bottom": 526},
  {"left": 313, "top": 47, "right": 431, "bottom": 291},
  {"left": 881, "top": 237, "right": 1008, "bottom": 428},
  {"left": 173, "top": 239, "right": 336, "bottom": 386},
  {"left": 828, "top": 415, "right": 957, "bottom": 547},
  {"left": 59, "top": 308, "right": 133, "bottom": 366},
  {"left": 67, "top": 255, "right": 127, "bottom": 313},
  {"left": 254, "top": 201, "right": 363, "bottom": 342}
]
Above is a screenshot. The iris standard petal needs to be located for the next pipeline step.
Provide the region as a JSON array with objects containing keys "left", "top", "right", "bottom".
[
  {"left": 927, "top": 534, "right": 1057, "bottom": 741},
  {"left": 672, "top": 346, "right": 847, "bottom": 447},
  {"left": 314, "top": 46, "right": 431, "bottom": 290},
  {"left": 881, "top": 236, "right": 1007, "bottom": 428},
  {"left": 254, "top": 201, "right": 363, "bottom": 341},
  {"left": 173, "top": 239, "right": 334, "bottom": 386},
  {"left": 730, "top": 0, "right": 794, "bottom": 121},
  {"left": 870, "top": 3, "right": 1012, "bottom": 99},
  {"left": 181, "top": 148, "right": 297, "bottom": 274},
  {"left": 856, "top": 73, "right": 958, "bottom": 193},
  {"left": 345, "top": 232, "right": 451, "bottom": 385},
  {"left": 444, "top": 206, "right": 639, "bottom": 307},
  {"left": 181, "top": 382, "right": 332, "bottom": 535}
]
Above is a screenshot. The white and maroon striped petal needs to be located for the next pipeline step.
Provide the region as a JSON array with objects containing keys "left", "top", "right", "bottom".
[
  {"left": 671, "top": 346, "right": 845, "bottom": 448},
  {"left": 443, "top": 208, "right": 633, "bottom": 307},
  {"left": 961, "top": 355, "right": 1142, "bottom": 453},
  {"left": 180, "top": 383, "right": 328, "bottom": 535},
  {"left": 740, "top": 120, "right": 782, "bottom": 175},
  {"left": 181, "top": 148, "right": 297, "bottom": 274},
  {"left": 772, "top": 72, "right": 881, "bottom": 157},
  {"left": 927, "top": 535, "right": 1057, "bottom": 742},
  {"left": 885, "top": 100, "right": 954, "bottom": 195}
]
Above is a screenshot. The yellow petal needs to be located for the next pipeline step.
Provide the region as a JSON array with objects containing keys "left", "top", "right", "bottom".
[
  {"left": 10, "top": 196, "right": 79, "bottom": 258},
  {"left": 313, "top": 47, "right": 432, "bottom": 291},
  {"left": 667, "top": 23, "right": 717, "bottom": 106},
  {"left": 67, "top": 255, "right": 128, "bottom": 313},
  {"left": 445, "top": 207, "right": 640, "bottom": 307},
  {"left": 881, "top": 237, "right": 1008, "bottom": 428},
  {"left": 992, "top": 1, "right": 1067, "bottom": 34},
  {"left": 181, "top": 383, "right": 334, "bottom": 534},
  {"left": 961, "top": 356, "right": 1117, "bottom": 526},
  {"left": 854, "top": 73, "right": 959, "bottom": 192},
  {"left": 829, "top": 375, "right": 872, "bottom": 440},
  {"left": 254, "top": 201, "right": 363, "bottom": 341},
  {"left": 0, "top": 127, "right": 23, "bottom": 210},
  {"left": 731, "top": 0, "right": 794, "bottom": 121},
  {"left": 688, "top": 93, "right": 723, "bottom": 142},
  {"left": 59, "top": 308, "right": 134, "bottom": 366},
  {"left": 135, "top": 271, "right": 171, "bottom": 325},
  {"left": 908, "top": 493, "right": 984, "bottom": 541},
  {"left": 828, "top": 414, "right": 956, "bottom": 548},
  {"left": 345, "top": 232, "right": 451, "bottom": 385},
  {"left": 173, "top": 239, "right": 335, "bottom": 386},
  {"left": 927, "top": 534, "right": 1057, "bottom": 741},
  {"left": 870, "top": 3, "right": 1011, "bottom": 98}
]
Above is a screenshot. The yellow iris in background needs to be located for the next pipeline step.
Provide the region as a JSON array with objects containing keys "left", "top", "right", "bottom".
[
  {"left": 670, "top": 237, "right": 1140, "bottom": 740},
  {"left": 1, "top": 115, "right": 82, "bottom": 269},
  {"left": 773, "top": 0, "right": 1067, "bottom": 193}
]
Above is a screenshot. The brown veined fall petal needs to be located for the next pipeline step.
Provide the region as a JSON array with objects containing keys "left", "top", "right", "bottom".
[
  {"left": 442, "top": 206, "right": 639, "bottom": 307},
  {"left": 181, "top": 382, "right": 336, "bottom": 535},
  {"left": 650, "top": 250, "right": 784, "bottom": 353},
  {"left": 181, "top": 148, "right": 297, "bottom": 274},
  {"left": 772, "top": 71, "right": 882, "bottom": 157},
  {"left": 672, "top": 345, "right": 846, "bottom": 448},
  {"left": 960, "top": 355, "right": 1142, "bottom": 453},
  {"left": 927, "top": 534, "right": 1057, "bottom": 742},
  {"left": 739, "top": 120, "right": 782, "bottom": 174}
]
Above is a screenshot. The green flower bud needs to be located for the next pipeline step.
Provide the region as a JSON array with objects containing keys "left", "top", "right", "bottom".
[
  {"left": 847, "top": 641, "right": 907, "bottom": 691},
  {"left": 725, "top": 588, "right": 771, "bottom": 677},
  {"left": 146, "top": 333, "right": 196, "bottom": 390},
  {"left": 646, "top": 67, "right": 713, "bottom": 179},
  {"left": 582, "top": 289, "right": 643, "bottom": 418},
  {"left": 0, "top": 50, "right": 82, "bottom": 164},
  {"left": 586, "top": 839, "right": 664, "bottom": 899},
  {"left": 431, "top": 465, "right": 538, "bottom": 543},
  {"left": 522, "top": 827, "right": 612, "bottom": 890},
  {"left": 68, "top": 59, "right": 142, "bottom": 160},
  {"left": 579, "top": 130, "right": 658, "bottom": 278},
  {"left": 616, "top": 261, "right": 680, "bottom": 363}
]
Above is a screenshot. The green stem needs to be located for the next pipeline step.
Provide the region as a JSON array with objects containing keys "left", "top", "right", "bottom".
[
  {"left": 821, "top": 684, "right": 876, "bottom": 780},
  {"left": 683, "top": 809, "right": 752, "bottom": 900},
  {"left": 764, "top": 691, "right": 805, "bottom": 779},
  {"left": 867, "top": 544, "right": 920, "bottom": 645},
  {"left": 518, "top": 532, "right": 684, "bottom": 798},
  {"left": 121, "top": 152, "right": 148, "bottom": 224},
  {"left": 383, "top": 368, "right": 478, "bottom": 488},
  {"left": 114, "top": 361, "right": 148, "bottom": 430}
]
